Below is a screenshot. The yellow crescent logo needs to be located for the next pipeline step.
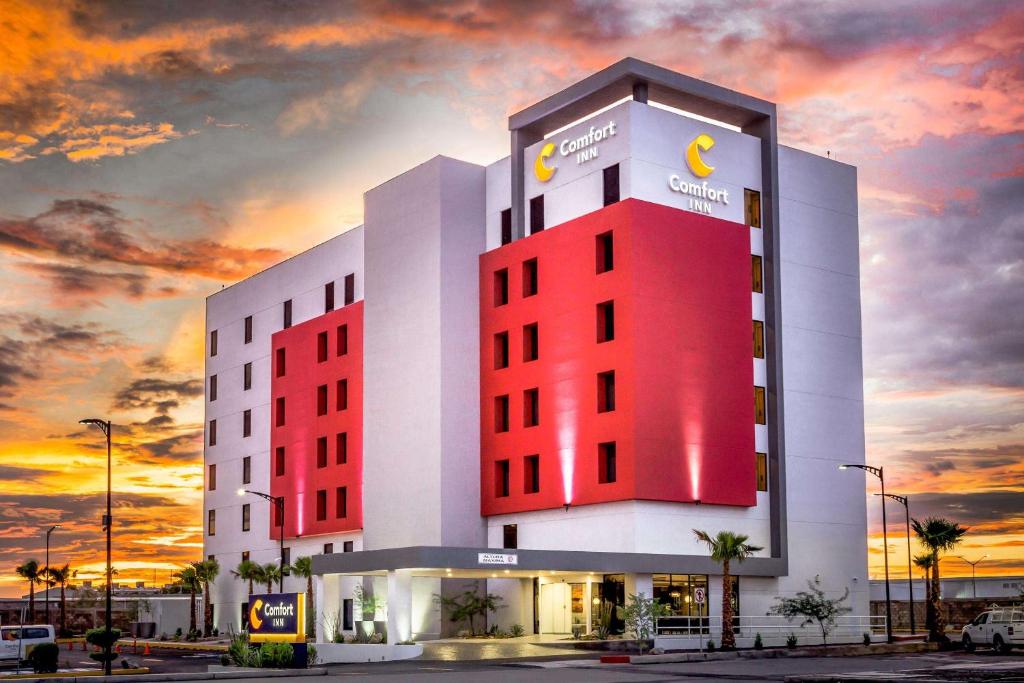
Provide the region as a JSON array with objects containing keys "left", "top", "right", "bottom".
[
  {"left": 249, "top": 599, "right": 263, "bottom": 630},
  {"left": 686, "top": 134, "right": 716, "bottom": 178},
  {"left": 534, "top": 142, "right": 556, "bottom": 182}
]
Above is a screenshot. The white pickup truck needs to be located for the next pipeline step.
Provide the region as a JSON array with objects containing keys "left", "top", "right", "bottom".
[
  {"left": 0, "top": 625, "right": 56, "bottom": 663},
  {"left": 961, "top": 606, "right": 1023, "bottom": 653}
]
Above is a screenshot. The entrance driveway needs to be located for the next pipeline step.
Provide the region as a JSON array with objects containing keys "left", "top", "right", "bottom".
[{"left": 420, "top": 634, "right": 587, "bottom": 661}]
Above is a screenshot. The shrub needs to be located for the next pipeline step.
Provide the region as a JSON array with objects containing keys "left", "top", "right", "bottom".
[
  {"left": 30, "top": 642, "right": 60, "bottom": 673},
  {"left": 863, "top": 632, "right": 871, "bottom": 646},
  {"left": 85, "top": 627, "right": 121, "bottom": 663},
  {"left": 510, "top": 624, "right": 525, "bottom": 637},
  {"left": 220, "top": 654, "right": 230, "bottom": 666},
  {"left": 306, "top": 645, "right": 318, "bottom": 667},
  {"left": 786, "top": 633, "right": 798, "bottom": 648},
  {"left": 212, "top": 628, "right": 219, "bottom": 637},
  {"left": 706, "top": 639, "right": 716, "bottom": 652},
  {"left": 174, "top": 627, "right": 182, "bottom": 638},
  {"left": 258, "top": 642, "right": 294, "bottom": 668},
  {"left": 227, "top": 633, "right": 260, "bottom": 668},
  {"left": 753, "top": 633, "right": 763, "bottom": 650}
]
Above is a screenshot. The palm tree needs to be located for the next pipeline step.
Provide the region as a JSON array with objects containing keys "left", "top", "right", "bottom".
[
  {"left": 46, "top": 564, "right": 72, "bottom": 635},
  {"left": 195, "top": 559, "right": 220, "bottom": 637},
  {"left": 291, "top": 557, "right": 314, "bottom": 637},
  {"left": 913, "top": 553, "right": 935, "bottom": 634},
  {"left": 15, "top": 559, "right": 44, "bottom": 621},
  {"left": 912, "top": 517, "right": 967, "bottom": 643},
  {"left": 232, "top": 559, "right": 259, "bottom": 596},
  {"left": 693, "top": 530, "right": 763, "bottom": 649},
  {"left": 261, "top": 563, "right": 281, "bottom": 593},
  {"left": 173, "top": 565, "right": 200, "bottom": 635}
]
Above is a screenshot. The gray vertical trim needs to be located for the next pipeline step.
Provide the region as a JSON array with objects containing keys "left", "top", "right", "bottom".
[{"left": 510, "top": 128, "right": 541, "bottom": 240}]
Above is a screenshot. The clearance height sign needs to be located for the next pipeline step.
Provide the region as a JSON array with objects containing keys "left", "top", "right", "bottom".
[{"left": 248, "top": 592, "right": 306, "bottom": 643}]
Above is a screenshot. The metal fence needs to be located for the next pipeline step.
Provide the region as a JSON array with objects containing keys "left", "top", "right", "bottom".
[{"left": 656, "top": 614, "right": 886, "bottom": 639}]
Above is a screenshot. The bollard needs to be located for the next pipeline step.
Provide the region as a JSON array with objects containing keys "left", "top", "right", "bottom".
[{"left": 134, "top": 638, "right": 138, "bottom": 654}]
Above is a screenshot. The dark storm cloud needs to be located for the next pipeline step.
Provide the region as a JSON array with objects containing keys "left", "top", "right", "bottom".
[
  {"left": 16, "top": 262, "right": 156, "bottom": 301},
  {"left": 138, "top": 431, "right": 202, "bottom": 462},
  {"left": 902, "top": 490, "right": 1024, "bottom": 531},
  {"left": 112, "top": 378, "right": 203, "bottom": 415},
  {"left": 0, "top": 199, "right": 283, "bottom": 279}
]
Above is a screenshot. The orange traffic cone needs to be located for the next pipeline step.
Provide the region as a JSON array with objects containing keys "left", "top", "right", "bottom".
[
  {"left": 143, "top": 642, "right": 151, "bottom": 656},
  {"left": 115, "top": 643, "right": 121, "bottom": 654}
]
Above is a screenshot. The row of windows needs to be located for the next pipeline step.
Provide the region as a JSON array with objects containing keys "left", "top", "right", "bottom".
[
  {"left": 270, "top": 432, "right": 349, "bottom": 476},
  {"left": 206, "top": 506, "right": 359, "bottom": 537},
  {"left": 492, "top": 232, "right": 613, "bottom": 308},
  {"left": 207, "top": 457, "right": 251, "bottom": 491},
  {"left": 316, "top": 380, "right": 349, "bottom": 415},
  {"left": 209, "top": 362, "right": 253, "bottom": 401},
  {"left": 209, "top": 273, "right": 357, "bottom": 357},
  {"left": 499, "top": 165, "right": 621, "bottom": 244},
  {"left": 314, "top": 486, "right": 348, "bottom": 521},
  {"left": 494, "top": 443, "right": 617, "bottom": 498}
]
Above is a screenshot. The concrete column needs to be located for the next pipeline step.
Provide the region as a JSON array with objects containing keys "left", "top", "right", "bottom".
[
  {"left": 625, "top": 573, "right": 653, "bottom": 599},
  {"left": 312, "top": 575, "right": 325, "bottom": 642},
  {"left": 386, "top": 570, "right": 413, "bottom": 643}
]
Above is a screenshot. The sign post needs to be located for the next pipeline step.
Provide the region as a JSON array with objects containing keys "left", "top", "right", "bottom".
[
  {"left": 247, "top": 593, "right": 307, "bottom": 667},
  {"left": 693, "top": 587, "right": 706, "bottom": 653}
]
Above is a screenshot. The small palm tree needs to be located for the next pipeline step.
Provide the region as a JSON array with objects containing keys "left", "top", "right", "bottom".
[
  {"left": 912, "top": 517, "right": 967, "bottom": 643},
  {"left": 15, "top": 559, "right": 43, "bottom": 622},
  {"left": 232, "top": 559, "right": 259, "bottom": 596},
  {"left": 173, "top": 565, "right": 201, "bottom": 634},
  {"left": 195, "top": 559, "right": 220, "bottom": 637},
  {"left": 693, "top": 530, "right": 763, "bottom": 649},
  {"left": 46, "top": 564, "right": 72, "bottom": 635},
  {"left": 291, "top": 557, "right": 314, "bottom": 637},
  {"left": 912, "top": 553, "right": 935, "bottom": 633},
  {"left": 261, "top": 563, "right": 281, "bottom": 593}
]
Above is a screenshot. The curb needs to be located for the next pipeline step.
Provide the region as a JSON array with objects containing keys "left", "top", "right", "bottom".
[
  {"left": 0, "top": 670, "right": 327, "bottom": 683},
  {"left": 620, "top": 641, "right": 937, "bottom": 665}
]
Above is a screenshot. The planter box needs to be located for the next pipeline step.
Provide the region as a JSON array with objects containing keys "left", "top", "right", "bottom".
[{"left": 313, "top": 642, "right": 422, "bottom": 663}]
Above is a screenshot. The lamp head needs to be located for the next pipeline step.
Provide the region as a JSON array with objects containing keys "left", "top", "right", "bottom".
[
  {"left": 237, "top": 488, "right": 247, "bottom": 497},
  {"left": 838, "top": 464, "right": 849, "bottom": 470}
]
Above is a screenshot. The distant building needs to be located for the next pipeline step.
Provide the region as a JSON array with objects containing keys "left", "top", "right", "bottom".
[{"left": 872, "top": 576, "right": 1024, "bottom": 601}]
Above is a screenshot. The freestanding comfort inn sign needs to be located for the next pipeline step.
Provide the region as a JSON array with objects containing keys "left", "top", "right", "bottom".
[{"left": 248, "top": 592, "right": 306, "bottom": 643}]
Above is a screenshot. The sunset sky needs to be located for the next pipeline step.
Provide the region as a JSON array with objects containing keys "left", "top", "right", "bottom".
[{"left": 1, "top": 0, "right": 1022, "bottom": 597}]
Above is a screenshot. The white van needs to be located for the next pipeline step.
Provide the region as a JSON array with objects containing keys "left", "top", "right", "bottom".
[
  {"left": 0, "top": 625, "right": 56, "bottom": 663},
  {"left": 961, "top": 606, "right": 1024, "bottom": 654}
]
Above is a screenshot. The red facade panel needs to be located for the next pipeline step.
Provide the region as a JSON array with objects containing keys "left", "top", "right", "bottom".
[
  {"left": 479, "top": 199, "right": 755, "bottom": 516},
  {"left": 270, "top": 302, "right": 363, "bottom": 539}
]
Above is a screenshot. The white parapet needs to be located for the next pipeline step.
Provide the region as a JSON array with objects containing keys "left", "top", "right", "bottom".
[{"left": 314, "top": 643, "right": 423, "bottom": 663}]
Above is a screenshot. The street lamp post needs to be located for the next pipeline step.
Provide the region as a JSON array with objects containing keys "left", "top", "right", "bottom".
[
  {"left": 876, "top": 493, "right": 914, "bottom": 635},
  {"left": 238, "top": 489, "right": 285, "bottom": 592},
  {"left": 44, "top": 524, "right": 61, "bottom": 629},
  {"left": 956, "top": 555, "right": 989, "bottom": 598},
  {"left": 80, "top": 418, "right": 113, "bottom": 676},
  {"left": 840, "top": 463, "right": 893, "bottom": 643}
]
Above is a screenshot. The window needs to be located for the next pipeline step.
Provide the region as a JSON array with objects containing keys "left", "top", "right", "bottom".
[
  {"left": 745, "top": 189, "right": 761, "bottom": 228},
  {"left": 495, "top": 460, "right": 510, "bottom": 497},
  {"left": 282, "top": 547, "right": 290, "bottom": 565},
  {"left": 275, "top": 397, "right": 286, "bottom": 426},
  {"left": 500, "top": 208, "right": 512, "bottom": 245},
  {"left": 599, "top": 442, "right": 617, "bottom": 483},
  {"left": 522, "top": 258, "right": 538, "bottom": 297},
  {"left": 282, "top": 300, "right": 292, "bottom": 330},
  {"left": 597, "top": 370, "right": 616, "bottom": 413},
  {"left": 276, "top": 348, "right": 286, "bottom": 377},
  {"left": 336, "top": 486, "right": 347, "bottom": 518},
  {"left": 337, "top": 324, "right": 348, "bottom": 356},
  {"left": 494, "top": 331, "right": 509, "bottom": 369},
  {"left": 210, "top": 330, "right": 218, "bottom": 357},
  {"left": 208, "top": 464, "right": 216, "bottom": 491},
  {"left": 529, "top": 195, "right": 544, "bottom": 234},
  {"left": 524, "top": 454, "right": 540, "bottom": 494},
  {"left": 244, "top": 362, "right": 252, "bottom": 390},
  {"left": 209, "top": 375, "right": 217, "bottom": 401},
  {"left": 316, "top": 385, "right": 328, "bottom": 415},
  {"left": 603, "top": 164, "right": 620, "bottom": 206},
  {"left": 324, "top": 543, "right": 334, "bottom": 554},
  {"left": 596, "top": 231, "right": 614, "bottom": 273},
  {"left": 503, "top": 524, "right": 518, "bottom": 549},
  {"left": 208, "top": 509, "right": 215, "bottom": 536},
  {"left": 597, "top": 301, "right": 615, "bottom": 342},
  {"left": 325, "top": 281, "right": 335, "bottom": 312},
  {"left": 336, "top": 379, "right": 348, "bottom": 411},
  {"left": 524, "top": 388, "right": 539, "bottom": 428},
  {"left": 523, "top": 323, "right": 538, "bottom": 362},
  {"left": 317, "top": 436, "right": 328, "bottom": 468},
  {"left": 243, "top": 456, "right": 251, "bottom": 485},
  {"left": 275, "top": 447, "right": 285, "bottom": 476},
  {"left": 344, "top": 273, "right": 355, "bottom": 305},
  {"left": 494, "top": 269, "right": 509, "bottom": 306},
  {"left": 756, "top": 452, "right": 768, "bottom": 491},
  {"left": 752, "top": 255, "right": 763, "bottom": 293},
  {"left": 317, "top": 331, "right": 328, "bottom": 362},
  {"left": 242, "top": 551, "right": 250, "bottom": 562},
  {"left": 343, "top": 541, "right": 353, "bottom": 553},
  {"left": 495, "top": 395, "right": 509, "bottom": 433},
  {"left": 755, "top": 386, "right": 767, "bottom": 424},
  {"left": 209, "top": 419, "right": 217, "bottom": 446},
  {"left": 336, "top": 432, "right": 347, "bottom": 464},
  {"left": 244, "top": 316, "right": 252, "bottom": 344},
  {"left": 343, "top": 599, "right": 354, "bottom": 630},
  {"left": 316, "top": 490, "right": 327, "bottom": 521},
  {"left": 753, "top": 320, "right": 765, "bottom": 359},
  {"left": 242, "top": 409, "right": 251, "bottom": 437},
  {"left": 275, "top": 502, "right": 283, "bottom": 527},
  {"left": 242, "top": 503, "right": 251, "bottom": 532}
]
